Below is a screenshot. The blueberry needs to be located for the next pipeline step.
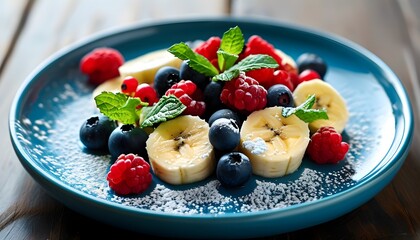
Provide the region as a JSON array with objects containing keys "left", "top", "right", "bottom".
[
  {"left": 216, "top": 152, "right": 252, "bottom": 188},
  {"left": 153, "top": 66, "right": 180, "bottom": 97},
  {"left": 267, "top": 84, "right": 294, "bottom": 108},
  {"left": 208, "top": 109, "right": 242, "bottom": 128},
  {"left": 108, "top": 124, "right": 149, "bottom": 159},
  {"left": 203, "top": 81, "right": 224, "bottom": 114},
  {"left": 180, "top": 61, "right": 209, "bottom": 91},
  {"left": 209, "top": 118, "right": 240, "bottom": 152},
  {"left": 296, "top": 53, "right": 327, "bottom": 78},
  {"left": 79, "top": 115, "right": 117, "bottom": 151}
]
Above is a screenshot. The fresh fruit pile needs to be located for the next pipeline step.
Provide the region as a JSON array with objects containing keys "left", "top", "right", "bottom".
[{"left": 78, "top": 26, "right": 350, "bottom": 195}]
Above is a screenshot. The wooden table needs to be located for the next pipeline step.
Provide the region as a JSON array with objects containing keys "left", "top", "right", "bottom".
[{"left": 1, "top": 0, "right": 419, "bottom": 239}]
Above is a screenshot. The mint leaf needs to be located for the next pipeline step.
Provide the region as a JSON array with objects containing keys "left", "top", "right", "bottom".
[
  {"left": 168, "top": 42, "right": 219, "bottom": 77},
  {"left": 217, "top": 49, "right": 238, "bottom": 72},
  {"left": 94, "top": 92, "right": 147, "bottom": 125},
  {"left": 140, "top": 95, "right": 186, "bottom": 128},
  {"left": 139, "top": 106, "right": 153, "bottom": 125},
  {"left": 214, "top": 69, "right": 241, "bottom": 81},
  {"left": 220, "top": 26, "right": 244, "bottom": 55},
  {"left": 282, "top": 95, "right": 329, "bottom": 123},
  {"left": 213, "top": 54, "right": 279, "bottom": 81},
  {"left": 216, "top": 26, "right": 244, "bottom": 71}
]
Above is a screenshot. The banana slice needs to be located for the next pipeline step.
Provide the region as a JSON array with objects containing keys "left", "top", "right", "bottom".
[
  {"left": 92, "top": 76, "right": 122, "bottom": 98},
  {"left": 146, "top": 115, "right": 215, "bottom": 185},
  {"left": 239, "top": 107, "right": 310, "bottom": 178},
  {"left": 119, "top": 49, "right": 182, "bottom": 84},
  {"left": 293, "top": 79, "right": 349, "bottom": 133}
]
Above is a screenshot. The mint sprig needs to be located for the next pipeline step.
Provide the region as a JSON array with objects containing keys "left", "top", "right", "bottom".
[
  {"left": 219, "top": 26, "right": 244, "bottom": 54},
  {"left": 168, "top": 42, "right": 219, "bottom": 77},
  {"left": 213, "top": 54, "right": 279, "bottom": 81},
  {"left": 217, "top": 49, "right": 238, "bottom": 72},
  {"left": 94, "top": 92, "right": 148, "bottom": 125},
  {"left": 140, "top": 95, "right": 186, "bottom": 128},
  {"left": 282, "top": 95, "right": 329, "bottom": 123},
  {"left": 167, "top": 26, "right": 279, "bottom": 82},
  {"left": 217, "top": 26, "right": 244, "bottom": 71}
]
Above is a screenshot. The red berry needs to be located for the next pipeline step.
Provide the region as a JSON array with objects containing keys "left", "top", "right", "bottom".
[
  {"left": 298, "top": 69, "right": 321, "bottom": 84},
  {"left": 134, "top": 83, "right": 158, "bottom": 106},
  {"left": 307, "top": 126, "right": 349, "bottom": 164},
  {"left": 210, "top": 58, "right": 220, "bottom": 71},
  {"left": 107, "top": 154, "right": 152, "bottom": 195},
  {"left": 220, "top": 73, "right": 267, "bottom": 113},
  {"left": 245, "top": 68, "right": 274, "bottom": 88},
  {"left": 165, "top": 80, "right": 206, "bottom": 116},
  {"left": 241, "top": 35, "right": 283, "bottom": 65},
  {"left": 80, "top": 47, "right": 124, "bottom": 85},
  {"left": 121, "top": 76, "right": 138, "bottom": 95},
  {"left": 289, "top": 71, "right": 300, "bottom": 90},
  {"left": 270, "top": 70, "right": 294, "bottom": 91},
  {"left": 195, "top": 37, "right": 221, "bottom": 61}
]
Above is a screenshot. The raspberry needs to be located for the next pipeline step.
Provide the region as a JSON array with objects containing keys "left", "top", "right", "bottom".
[
  {"left": 80, "top": 47, "right": 124, "bottom": 85},
  {"left": 307, "top": 126, "right": 349, "bottom": 164},
  {"left": 241, "top": 35, "right": 283, "bottom": 65},
  {"left": 107, "top": 154, "right": 152, "bottom": 195},
  {"left": 220, "top": 73, "right": 267, "bottom": 113},
  {"left": 195, "top": 37, "right": 221, "bottom": 61},
  {"left": 165, "top": 80, "right": 206, "bottom": 116},
  {"left": 245, "top": 68, "right": 274, "bottom": 88}
]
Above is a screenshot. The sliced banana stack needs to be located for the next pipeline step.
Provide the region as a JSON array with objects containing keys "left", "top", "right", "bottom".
[
  {"left": 239, "top": 107, "right": 310, "bottom": 178},
  {"left": 119, "top": 49, "right": 182, "bottom": 84},
  {"left": 293, "top": 79, "right": 349, "bottom": 133},
  {"left": 146, "top": 115, "right": 215, "bottom": 185}
]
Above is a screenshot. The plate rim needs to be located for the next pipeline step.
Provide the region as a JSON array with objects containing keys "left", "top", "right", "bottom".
[{"left": 8, "top": 17, "right": 414, "bottom": 235}]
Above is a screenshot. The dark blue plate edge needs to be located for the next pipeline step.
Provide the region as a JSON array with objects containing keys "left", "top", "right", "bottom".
[{"left": 8, "top": 17, "right": 414, "bottom": 238}]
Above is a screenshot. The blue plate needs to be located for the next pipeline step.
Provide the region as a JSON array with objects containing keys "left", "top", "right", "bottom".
[{"left": 9, "top": 18, "right": 413, "bottom": 239}]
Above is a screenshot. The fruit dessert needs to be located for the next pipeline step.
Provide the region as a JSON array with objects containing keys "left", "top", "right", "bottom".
[{"left": 78, "top": 26, "right": 350, "bottom": 195}]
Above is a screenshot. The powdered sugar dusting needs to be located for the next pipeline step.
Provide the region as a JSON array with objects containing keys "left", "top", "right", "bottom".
[
  {"left": 242, "top": 137, "right": 267, "bottom": 155},
  {"left": 13, "top": 77, "right": 394, "bottom": 215}
]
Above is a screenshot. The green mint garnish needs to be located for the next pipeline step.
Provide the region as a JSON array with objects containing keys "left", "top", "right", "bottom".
[
  {"left": 219, "top": 26, "right": 244, "bottom": 54},
  {"left": 140, "top": 95, "right": 186, "bottom": 128},
  {"left": 213, "top": 54, "right": 279, "bottom": 81},
  {"left": 217, "top": 26, "right": 244, "bottom": 71},
  {"left": 167, "top": 42, "right": 219, "bottom": 77},
  {"left": 217, "top": 49, "right": 238, "bottom": 72},
  {"left": 168, "top": 26, "right": 279, "bottom": 82},
  {"left": 94, "top": 92, "right": 147, "bottom": 125},
  {"left": 282, "top": 94, "right": 329, "bottom": 123}
]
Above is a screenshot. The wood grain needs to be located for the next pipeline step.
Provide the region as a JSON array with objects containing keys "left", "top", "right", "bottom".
[{"left": 0, "top": 0, "right": 33, "bottom": 75}]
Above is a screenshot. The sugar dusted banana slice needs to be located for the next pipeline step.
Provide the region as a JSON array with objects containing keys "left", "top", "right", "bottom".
[
  {"left": 239, "top": 107, "right": 310, "bottom": 178},
  {"left": 146, "top": 115, "right": 215, "bottom": 185}
]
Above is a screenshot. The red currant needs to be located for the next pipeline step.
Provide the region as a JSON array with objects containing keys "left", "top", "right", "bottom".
[
  {"left": 298, "top": 69, "right": 321, "bottom": 83},
  {"left": 271, "top": 70, "right": 294, "bottom": 92},
  {"left": 134, "top": 83, "right": 158, "bottom": 106},
  {"left": 121, "top": 76, "right": 138, "bottom": 95}
]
